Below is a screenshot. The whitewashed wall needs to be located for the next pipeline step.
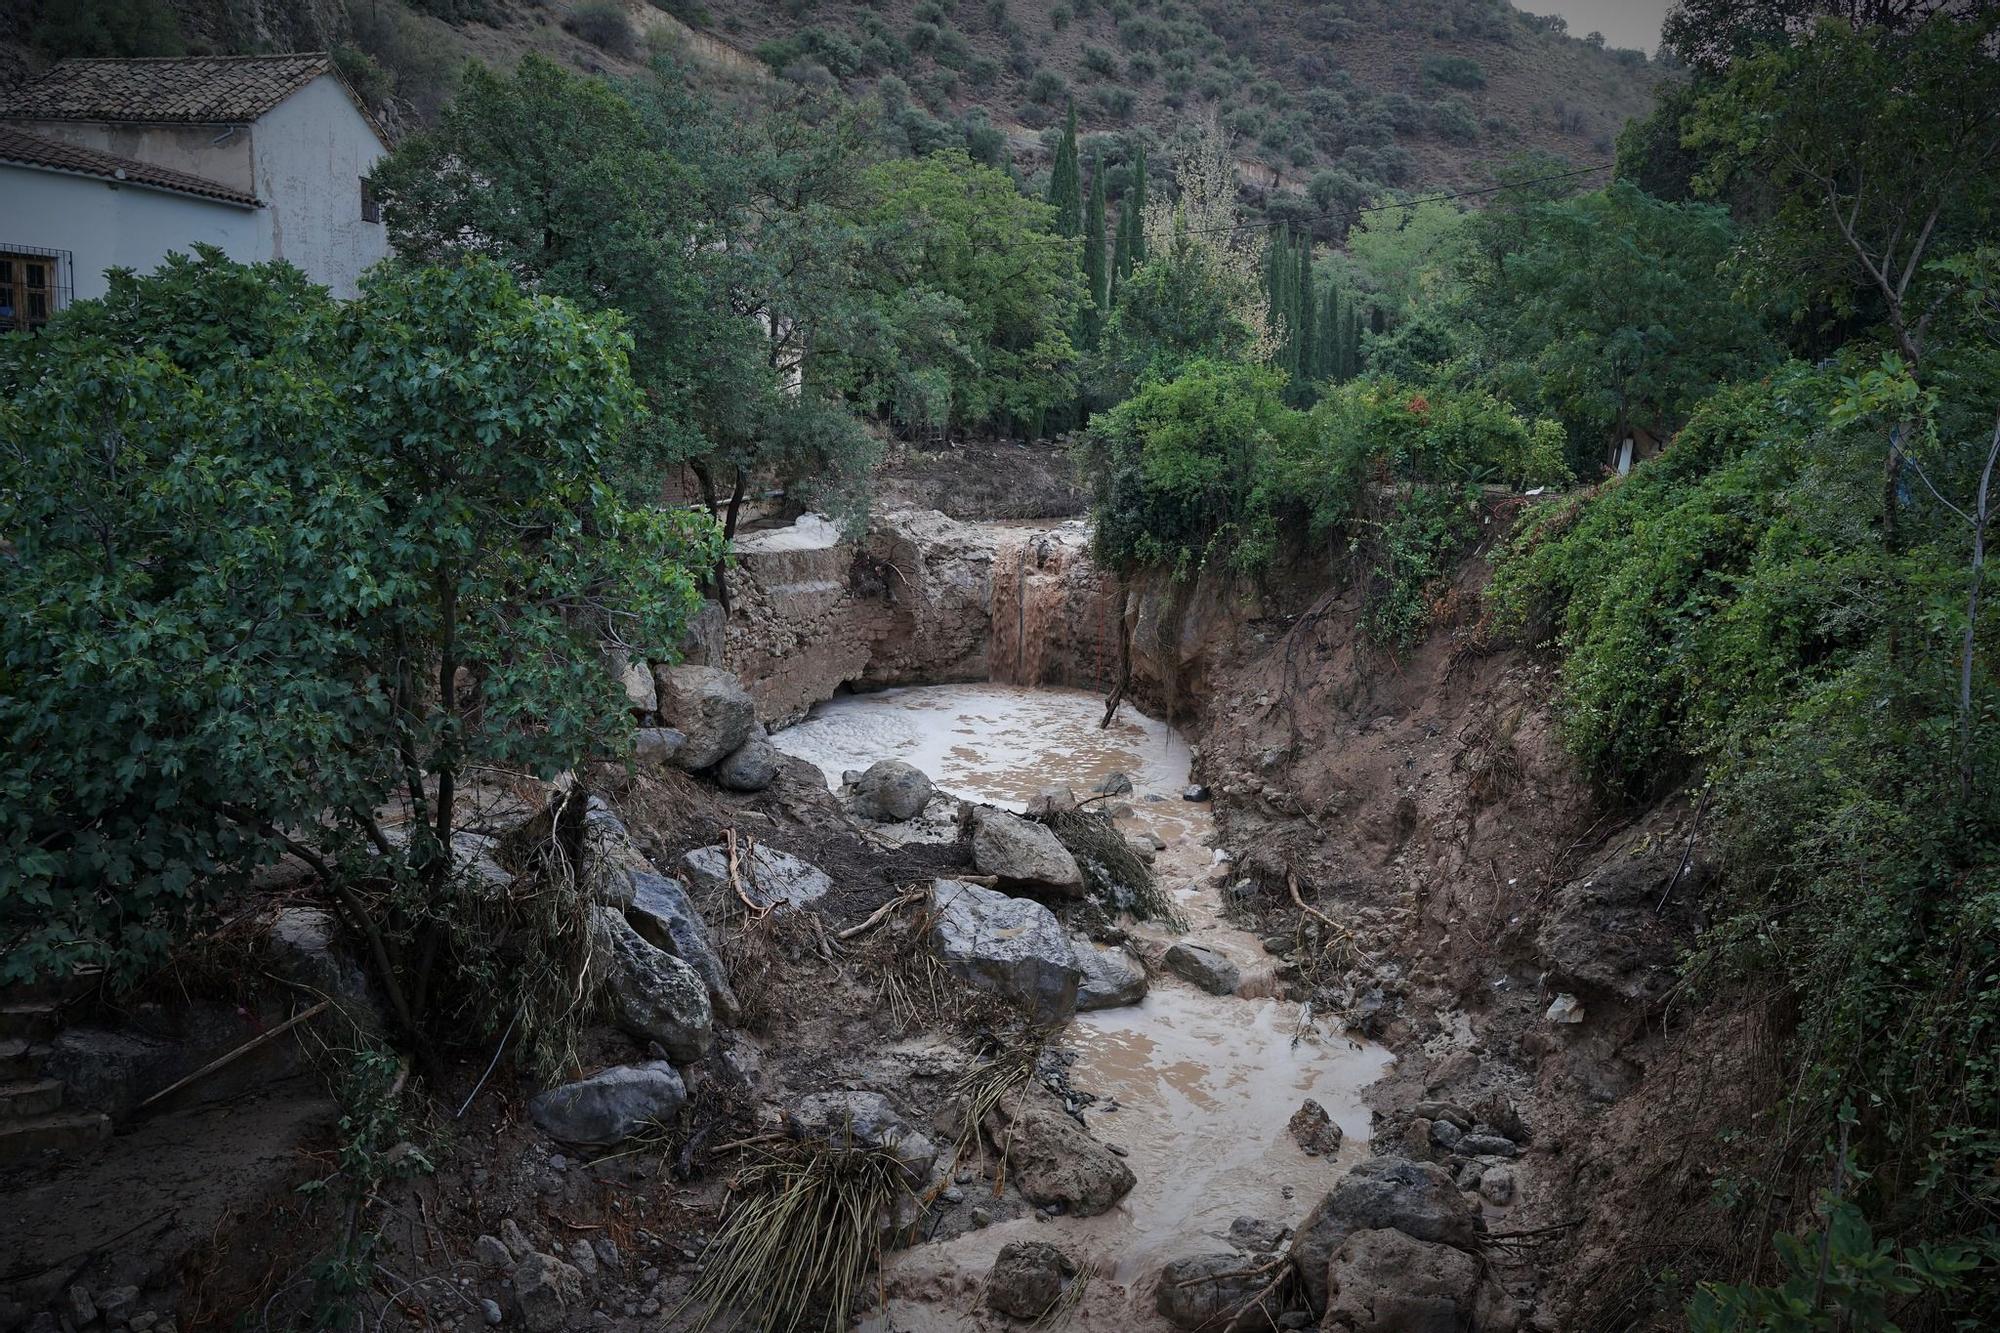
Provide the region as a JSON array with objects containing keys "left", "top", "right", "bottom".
[
  {"left": 0, "top": 165, "right": 260, "bottom": 302},
  {"left": 250, "top": 75, "right": 390, "bottom": 299}
]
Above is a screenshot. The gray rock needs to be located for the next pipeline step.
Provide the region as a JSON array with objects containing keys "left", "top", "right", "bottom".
[
  {"left": 986, "top": 1241, "right": 1072, "bottom": 1319},
  {"left": 25, "top": 1314, "right": 59, "bottom": 1333},
  {"left": 1322, "top": 1227, "right": 1498, "bottom": 1333},
  {"left": 653, "top": 665, "right": 756, "bottom": 771},
  {"left": 607, "top": 648, "right": 657, "bottom": 715},
  {"left": 1182, "top": 784, "right": 1211, "bottom": 802},
  {"left": 1287, "top": 1098, "right": 1344, "bottom": 1156},
  {"left": 1429, "top": 1118, "right": 1464, "bottom": 1151},
  {"left": 1155, "top": 1254, "right": 1279, "bottom": 1331},
  {"left": 970, "top": 1207, "right": 993, "bottom": 1228},
  {"left": 971, "top": 809, "right": 1085, "bottom": 897},
  {"left": 1288, "top": 1156, "right": 1482, "bottom": 1310},
  {"left": 681, "top": 843, "right": 832, "bottom": 911},
  {"left": 624, "top": 865, "right": 739, "bottom": 1023},
  {"left": 1458, "top": 1133, "right": 1518, "bottom": 1157},
  {"left": 594, "top": 907, "right": 712, "bottom": 1062},
  {"left": 632, "top": 727, "right": 686, "bottom": 767},
  {"left": 990, "top": 1095, "right": 1135, "bottom": 1217},
  {"left": 500, "top": 1218, "right": 532, "bottom": 1260},
  {"left": 452, "top": 832, "right": 515, "bottom": 898},
  {"left": 1093, "top": 770, "right": 1134, "bottom": 796},
  {"left": 43, "top": 1026, "right": 178, "bottom": 1118},
  {"left": 476, "top": 1234, "right": 513, "bottom": 1268},
  {"left": 267, "top": 906, "right": 374, "bottom": 1012},
  {"left": 65, "top": 1287, "right": 97, "bottom": 1327},
  {"left": 1228, "top": 1216, "right": 1288, "bottom": 1253},
  {"left": 513, "top": 1252, "right": 583, "bottom": 1333},
  {"left": 784, "top": 1090, "right": 939, "bottom": 1185},
  {"left": 928, "top": 880, "right": 1079, "bottom": 1022},
  {"left": 593, "top": 1237, "right": 621, "bottom": 1270},
  {"left": 717, "top": 736, "right": 781, "bottom": 792},
  {"left": 567, "top": 1238, "right": 599, "bottom": 1278},
  {"left": 1414, "top": 1101, "right": 1473, "bottom": 1131},
  {"left": 481, "top": 1297, "right": 504, "bottom": 1326},
  {"left": 98, "top": 1280, "right": 140, "bottom": 1320},
  {"left": 1479, "top": 1166, "right": 1516, "bottom": 1205},
  {"left": 529, "top": 1062, "right": 686, "bottom": 1147},
  {"left": 1025, "top": 786, "right": 1079, "bottom": 817},
  {"left": 1164, "top": 942, "right": 1240, "bottom": 995},
  {"left": 1072, "top": 940, "right": 1148, "bottom": 1011},
  {"left": 850, "top": 760, "right": 936, "bottom": 821}
]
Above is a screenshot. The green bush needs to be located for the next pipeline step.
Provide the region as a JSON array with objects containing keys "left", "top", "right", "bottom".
[
  {"left": 1082, "top": 44, "right": 1118, "bottom": 76},
  {"left": 1421, "top": 53, "right": 1486, "bottom": 88},
  {"left": 563, "top": 0, "right": 637, "bottom": 57}
]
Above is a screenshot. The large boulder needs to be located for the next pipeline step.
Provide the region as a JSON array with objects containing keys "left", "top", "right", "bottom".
[
  {"left": 785, "top": 1089, "right": 940, "bottom": 1185},
  {"left": 851, "top": 760, "right": 936, "bottom": 821},
  {"left": 718, "top": 735, "right": 782, "bottom": 792},
  {"left": 972, "top": 808, "right": 1085, "bottom": 897},
  {"left": 653, "top": 665, "right": 756, "bottom": 771},
  {"left": 1155, "top": 1253, "right": 1282, "bottom": 1331},
  {"left": 987, "top": 1241, "right": 1074, "bottom": 1320},
  {"left": 594, "top": 907, "right": 712, "bottom": 1062},
  {"left": 929, "top": 880, "right": 1079, "bottom": 1022},
  {"left": 589, "top": 808, "right": 738, "bottom": 1020},
  {"left": 1072, "top": 940, "right": 1148, "bottom": 1011},
  {"left": 1164, "top": 941, "right": 1241, "bottom": 995},
  {"left": 682, "top": 842, "right": 832, "bottom": 911},
  {"left": 528, "top": 1062, "right": 686, "bottom": 1146},
  {"left": 1288, "top": 1157, "right": 1481, "bottom": 1311},
  {"left": 987, "top": 1092, "right": 1134, "bottom": 1217},
  {"left": 1322, "top": 1228, "right": 1505, "bottom": 1333}
]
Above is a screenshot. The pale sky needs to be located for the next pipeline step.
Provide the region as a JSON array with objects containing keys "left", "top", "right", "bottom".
[{"left": 1513, "top": 0, "right": 1672, "bottom": 54}]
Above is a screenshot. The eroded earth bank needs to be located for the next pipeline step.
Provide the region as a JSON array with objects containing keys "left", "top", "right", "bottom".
[{"left": 2, "top": 445, "right": 1717, "bottom": 1333}]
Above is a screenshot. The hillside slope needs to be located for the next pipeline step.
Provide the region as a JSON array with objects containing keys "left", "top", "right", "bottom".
[{"left": 4, "top": 0, "right": 1669, "bottom": 220}]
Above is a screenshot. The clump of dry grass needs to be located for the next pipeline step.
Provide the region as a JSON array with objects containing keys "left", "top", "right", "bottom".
[
  {"left": 1042, "top": 808, "right": 1186, "bottom": 931},
  {"left": 672, "top": 1137, "right": 915, "bottom": 1333}
]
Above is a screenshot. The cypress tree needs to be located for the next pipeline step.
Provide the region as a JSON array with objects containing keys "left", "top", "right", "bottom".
[
  {"left": 1110, "top": 208, "right": 1129, "bottom": 306},
  {"left": 1316, "top": 282, "right": 1339, "bottom": 383},
  {"left": 1295, "top": 234, "right": 1316, "bottom": 402},
  {"left": 1082, "top": 165, "right": 1108, "bottom": 350},
  {"left": 1049, "top": 104, "right": 1082, "bottom": 238},
  {"left": 1127, "top": 146, "right": 1148, "bottom": 269}
]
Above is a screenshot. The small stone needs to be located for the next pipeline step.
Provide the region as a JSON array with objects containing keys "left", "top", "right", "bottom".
[
  {"left": 1164, "top": 941, "right": 1240, "bottom": 995},
  {"left": 568, "top": 1238, "right": 599, "bottom": 1278},
  {"left": 1546, "top": 992, "right": 1584, "bottom": 1024},
  {"left": 1093, "top": 771, "right": 1134, "bottom": 796},
  {"left": 592, "top": 1237, "right": 621, "bottom": 1270},
  {"left": 65, "top": 1287, "right": 96, "bottom": 1327},
  {"left": 481, "top": 1298, "right": 504, "bottom": 1326},
  {"left": 96, "top": 1286, "right": 139, "bottom": 1322},
  {"left": 943, "top": 1186, "right": 966, "bottom": 1203},
  {"left": 1458, "top": 1133, "right": 1519, "bottom": 1158},
  {"left": 638, "top": 1300, "right": 659, "bottom": 1317},
  {"left": 970, "top": 1207, "right": 994, "bottom": 1228},
  {"left": 500, "top": 1218, "right": 533, "bottom": 1260},
  {"left": 24, "top": 1315, "right": 58, "bottom": 1333},
  {"left": 1287, "top": 1098, "right": 1344, "bottom": 1156},
  {"left": 1227, "top": 1216, "right": 1287, "bottom": 1253},
  {"left": 1105, "top": 1142, "right": 1129, "bottom": 1158},
  {"left": 548, "top": 1153, "right": 568, "bottom": 1172},
  {"left": 1480, "top": 1166, "right": 1517, "bottom": 1205},
  {"left": 1182, "top": 784, "right": 1211, "bottom": 802},
  {"left": 986, "top": 1241, "right": 1073, "bottom": 1319},
  {"left": 130, "top": 1315, "right": 159, "bottom": 1333},
  {"left": 1430, "top": 1118, "right": 1464, "bottom": 1150},
  {"left": 513, "top": 1253, "right": 583, "bottom": 1333},
  {"left": 476, "top": 1234, "right": 513, "bottom": 1268}
]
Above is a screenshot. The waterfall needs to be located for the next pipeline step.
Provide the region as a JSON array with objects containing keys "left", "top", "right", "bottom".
[{"left": 986, "top": 524, "right": 1120, "bottom": 690}]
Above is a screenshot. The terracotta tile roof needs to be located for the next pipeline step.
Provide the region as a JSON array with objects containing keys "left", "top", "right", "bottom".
[
  {"left": 0, "top": 124, "right": 260, "bottom": 207},
  {"left": 0, "top": 54, "right": 331, "bottom": 125}
]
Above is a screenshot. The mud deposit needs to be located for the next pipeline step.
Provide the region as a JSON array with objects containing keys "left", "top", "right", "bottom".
[{"left": 773, "top": 685, "right": 1393, "bottom": 1329}]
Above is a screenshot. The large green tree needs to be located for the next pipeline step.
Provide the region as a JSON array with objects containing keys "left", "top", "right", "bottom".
[
  {"left": 1461, "top": 180, "right": 1777, "bottom": 464},
  {"left": 850, "top": 150, "right": 1082, "bottom": 431},
  {"left": 0, "top": 253, "right": 718, "bottom": 1051}
]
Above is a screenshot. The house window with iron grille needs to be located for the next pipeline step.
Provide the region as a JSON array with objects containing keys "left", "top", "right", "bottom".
[{"left": 0, "top": 249, "right": 67, "bottom": 332}]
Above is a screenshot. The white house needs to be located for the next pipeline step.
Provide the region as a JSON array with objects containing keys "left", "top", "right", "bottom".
[{"left": 0, "top": 53, "right": 391, "bottom": 327}]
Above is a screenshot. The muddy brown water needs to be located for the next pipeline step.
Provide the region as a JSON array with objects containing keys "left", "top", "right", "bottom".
[{"left": 770, "top": 685, "right": 1393, "bottom": 1330}]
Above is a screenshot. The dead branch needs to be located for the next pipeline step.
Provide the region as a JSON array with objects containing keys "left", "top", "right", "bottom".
[{"left": 137, "top": 1000, "right": 332, "bottom": 1113}]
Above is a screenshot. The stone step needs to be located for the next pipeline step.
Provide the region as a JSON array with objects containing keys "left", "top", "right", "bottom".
[
  {"left": 0, "top": 1038, "right": 43, "bottom": 1081},
  {"left": 0, "top": 1110, "right": 110, "bottom": 1163},
  {"left": 0, "top": 1078, "right": 63, "bottom": 1121},
  {"left": 0, "top": 1002, "right": 58, "bottom": 1041}
]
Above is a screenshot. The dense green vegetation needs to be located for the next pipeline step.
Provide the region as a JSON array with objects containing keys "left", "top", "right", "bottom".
[{"left": 0, "top": 253, "right": 719, "bottom": 1050}]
